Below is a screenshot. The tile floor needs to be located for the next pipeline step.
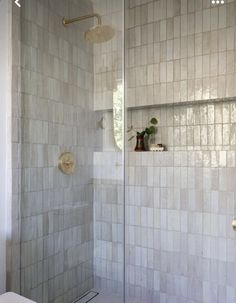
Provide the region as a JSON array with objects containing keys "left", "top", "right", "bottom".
[{"left": 91, "top": 292, "right": 122, "bottom": 303}]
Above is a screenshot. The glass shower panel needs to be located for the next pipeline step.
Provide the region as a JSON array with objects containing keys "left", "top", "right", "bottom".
[
  {"left": 125, "top": 0, "right": 236, "bottom": 303},
  {"left": 19, "top": 0, "right": 125, "bottom": 303},
  {"left": 92, "top": 0, "right": 125, "bottom": 300}
]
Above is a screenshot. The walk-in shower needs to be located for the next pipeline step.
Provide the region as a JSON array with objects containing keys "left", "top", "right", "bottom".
[{"left": 7, "top": 0, "right": 236, "bottom": 303}]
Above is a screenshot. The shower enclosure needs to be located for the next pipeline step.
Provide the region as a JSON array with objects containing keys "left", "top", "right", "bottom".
[
  {"left": 10, "top": 0, "right": 125, "bottom": 302},
  {"left": 8, "top": 0, "right": 236, "bottom": 302}
]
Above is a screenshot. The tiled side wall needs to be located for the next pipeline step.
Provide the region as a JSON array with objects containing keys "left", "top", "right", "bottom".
[
  {"left": 125, "top": 149, "right": 236, "bottom": 303},
  {"left": 16, "top": 0, "right": 95, "bottom": 302},
  {"left": 127, "top": 0, "right": 236, "bottom": 107}
]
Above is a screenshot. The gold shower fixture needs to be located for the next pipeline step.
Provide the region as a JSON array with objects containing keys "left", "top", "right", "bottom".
[
  {"left": 58, "top": 152, "right": 75, "bottom": 175},
  {"left": 63, "top": 13, "right": 102, "bottom": 26},
  {"left": 62, "top": 13, "right": 115, "bottom": 43}
]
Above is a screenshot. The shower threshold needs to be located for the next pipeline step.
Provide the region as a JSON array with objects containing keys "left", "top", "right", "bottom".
[{"left": 72, "top": 291, "right": 99, "bottom": 303}]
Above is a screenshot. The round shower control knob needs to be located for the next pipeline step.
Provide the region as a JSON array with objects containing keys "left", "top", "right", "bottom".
[
  {"left": 232, "top": 219, "right": 236, "bottom": 231},
  {"left": 58, "top": 152, "right": 75, "bottom": 175}
]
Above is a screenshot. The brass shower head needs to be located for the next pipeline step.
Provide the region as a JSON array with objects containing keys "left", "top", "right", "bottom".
[{"left": 62, "top": 13, "right": 115, "bottom": 44}]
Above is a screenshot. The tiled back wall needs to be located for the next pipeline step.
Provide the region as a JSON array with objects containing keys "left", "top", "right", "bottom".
[{"left": 127, "top": 0, "right": 236, "bottom": 107}]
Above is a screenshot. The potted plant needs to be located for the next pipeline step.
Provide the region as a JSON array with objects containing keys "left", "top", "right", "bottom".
[{"left": 128, "top": 117, "right": 158, "bottom": 151}]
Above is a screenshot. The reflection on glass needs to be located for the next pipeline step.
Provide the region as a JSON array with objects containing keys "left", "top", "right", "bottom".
[{"left": 113, "top": 81, "right": 124, "bottom": 150}]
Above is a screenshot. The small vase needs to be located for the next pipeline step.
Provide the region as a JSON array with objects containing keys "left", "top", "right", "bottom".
[{"left": 135, "top": 135, "right": 146, "bottom": 151}]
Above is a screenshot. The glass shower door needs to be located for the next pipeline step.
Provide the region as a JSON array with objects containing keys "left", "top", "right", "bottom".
[
  {"left": 92, "top": 0, "right": 125, "bottom": 300},
  {"left": 17, "top": 0, "right": 125, "bottom": 302},
  {"left": 124, "top": 0, "right": 236, "bottom": 302}
]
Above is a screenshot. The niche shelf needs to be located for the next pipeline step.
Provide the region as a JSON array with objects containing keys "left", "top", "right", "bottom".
[{"left": 94, "top": 96, "right": 236, "bottom": 113}]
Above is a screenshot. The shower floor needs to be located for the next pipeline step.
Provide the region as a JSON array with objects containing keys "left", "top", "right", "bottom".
[{"left": 91, "top": 293, "right": 122, "bottom": 303}]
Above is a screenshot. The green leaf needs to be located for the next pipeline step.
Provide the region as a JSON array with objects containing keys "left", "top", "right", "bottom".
[
  {"left": 150, "top": 117, "right": 158, "bottom": 125},
  {"left": 140, "top": 131, "right": 146, "bottom": 136},
  {"left": 149, "top": 126, "right": 157, "bottom": 134},
  {"left": 128, "top": 136, "right": 135, "bottom": 141},
  {"left": 145, "top": 127, "right": 152, "bottom": 135},
  {"left": 127, "top": 125, "right": 134, "bottom": 133}
]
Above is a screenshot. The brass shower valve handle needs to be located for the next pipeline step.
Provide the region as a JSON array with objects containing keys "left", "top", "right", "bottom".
[{"left": 58, "top": 152, "right": 75, "bottom": 175}]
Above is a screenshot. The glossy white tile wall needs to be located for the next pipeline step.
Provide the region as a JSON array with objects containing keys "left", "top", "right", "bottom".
[
  {"left": 126, "top": 0, "right": 236, "bottom": 107},
  {"left": 125, "top": 149, "right": 236, "bottom": 302},
  {"left": 93, "top": 146, "right": 236, "bottom": 302}
]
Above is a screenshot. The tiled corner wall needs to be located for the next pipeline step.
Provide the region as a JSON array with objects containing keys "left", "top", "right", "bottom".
[
  {"left": 9, "top": 0, "right": 96, "bottom": 302},
  {"left": 127, "top": 0, "right": 236, "bottom": 107}
]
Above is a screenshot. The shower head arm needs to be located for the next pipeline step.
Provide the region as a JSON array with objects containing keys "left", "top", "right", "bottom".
[{"left": 62, "top": 13, "right": 102, "bottom": 26}]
